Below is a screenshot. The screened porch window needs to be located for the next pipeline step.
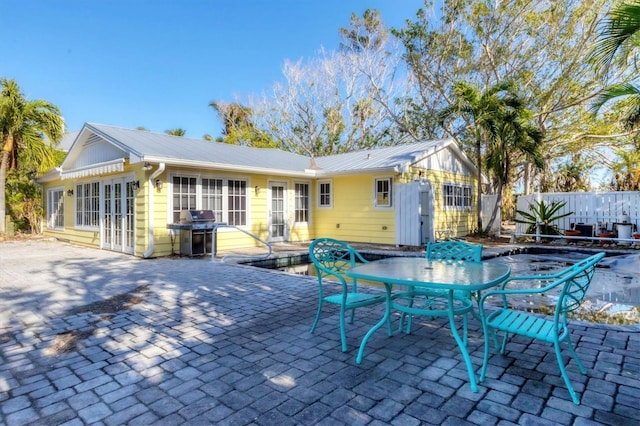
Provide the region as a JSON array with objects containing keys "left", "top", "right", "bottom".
[
  {"left": 294, "top": 183, "right": 310, "bottom": 223},
  {"left": 172, "top": 176, "right": 197, "bottom": 223},
  {"left": 172, "top": 175, "right": 248, "bottom": 226},
  {"left": 443, "top": 183, "right": 473, "bottom": 209},
  {"left": 75, "top": 181, "right": 100, "bottom": 228},
  {"left": 374, "top": 178, "right": 392, "bottom": 208},
  {"left": 318, "top": 180, "right": 332, "bottom": 208},
  {"left": 47, "top": 188, "right": 64, "bottom": 229}
]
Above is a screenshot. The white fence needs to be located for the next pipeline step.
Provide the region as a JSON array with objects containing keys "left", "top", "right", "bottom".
[{"left": 515, "top": 191, "right": 640, "bottom": 241}]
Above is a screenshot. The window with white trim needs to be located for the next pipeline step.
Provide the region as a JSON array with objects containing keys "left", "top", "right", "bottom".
[
  {"left": 294, "top": 183, "right": 309, "bottom": 223},
  {"left": 374, "top": 178, "right": 392, "bottom": 207},
  {"left": 47, "top": 188, "right": 64, "bottom": 229},
  {"left": 172, "top": 175, "right": 248, "bottom": 226},
  {"left": 318, "top": 180, "right": 332, "bottom": 208},
  {"left": 75, "top": 181, "right": 100, "bottom": 228},
  {"left": 443, "top": 183, "right": 473, "bottom": 209},
  {"left": 202, "top": 178, "right": 223, "bottom": 222},
  {"left": 172, "top": 176, "right": 197, "bottom": 223},
  {"left": 227, "top": 179, "right": 247, "bottom": 226}
]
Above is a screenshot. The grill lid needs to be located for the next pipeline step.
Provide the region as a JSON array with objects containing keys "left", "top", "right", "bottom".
[{"left": 179, "top": 210, "right": 216, "bottom": 223}]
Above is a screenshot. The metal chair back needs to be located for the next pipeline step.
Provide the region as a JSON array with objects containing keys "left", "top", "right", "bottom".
[
  {"left": 426, "top": 240, "right": 482, "bottom": 262},
  {"left": 308, "top": 238, "right": 388, "bottom": 352}
]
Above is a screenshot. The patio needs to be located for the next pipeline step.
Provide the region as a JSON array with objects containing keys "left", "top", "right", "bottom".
[{"left": 0, "top": 240, "right": 638, "bottom": 425}]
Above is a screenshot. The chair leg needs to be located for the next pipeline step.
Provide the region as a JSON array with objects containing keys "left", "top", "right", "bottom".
[
  {"left": 565, "top": 335, "right": 587, "bottom": 374},
  {"left": 310, "top": 300, "right": 323, "bottom": 333},
  {"left": 480, "top": 324, "right": 492, "bottom": 382},
  {"left": 499, "top": 332, "right": 509, "bottom": 354},
  {"left": 462, "top": 313, "right": 468, "bottom": 346},
  {"left": 339, "top": 305, "right": 348, "bottom": 352},
  {"left": 398, "top": 290, "right": 416, "bottom": 333},
  {"left": 554, "top": 340, "right": 581, "bottom": 405}
]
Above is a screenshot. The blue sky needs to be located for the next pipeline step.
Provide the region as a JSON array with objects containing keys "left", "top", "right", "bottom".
[{"left": 1, "top": 0, "right": 425, "bottom": 140}]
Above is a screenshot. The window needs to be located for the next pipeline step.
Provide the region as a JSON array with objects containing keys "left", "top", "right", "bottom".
[
  {"left": 202, "top": 178, "right": 223, "bottom": 222},
  {"left": 318, "top": 180, "right": 332, "bottom": 208},
  {"left": 443, "top": 183, "right": 473, "bottom": 209},
  {"left": 172, "top": 175, "right": 248, "bottom": 226},
  {"left": 374, "top": 178, "right": 392, "bottom": 207},
  {"left": 227, "top": 179, "right": 247, "bottom": 226},
  {"left": 75, "top": 181, "right": 100, "bottom": 228},
  {"left": 294, "top": 183, "right": 309, "bottom": 223},
  {"left": 172, "top": 176, "right": 197, "bottom": 223},
  {"left": 47, "top": 188, "right": 64, "bottom": 229}
]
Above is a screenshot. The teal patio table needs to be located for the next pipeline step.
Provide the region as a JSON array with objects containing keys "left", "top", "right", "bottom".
[{"left": 346, "top": 257, "right": 510, "bottom": 392}]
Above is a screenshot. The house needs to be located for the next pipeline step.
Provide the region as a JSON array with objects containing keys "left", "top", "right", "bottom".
[{"left": 38, "top": 123, "right": 480, "bottom": 257}]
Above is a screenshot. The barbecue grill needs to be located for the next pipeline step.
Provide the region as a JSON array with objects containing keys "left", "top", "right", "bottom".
[{"left": 167, "top": 210, "right": 216, "bottom": 256}]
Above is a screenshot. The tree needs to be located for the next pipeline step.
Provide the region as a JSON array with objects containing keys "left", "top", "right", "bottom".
[
  {"left": 209, "top": 101, "right": 280, "bottom": 148},
  {"left": 438, "top": 81, "right": 535, "bottom": 233},
  {"left": 392, "top": 0, "right": 610, "bottom": 193},
  {"left": 0, "top": 78, "right": 64, "bottom": 233},
  {"left": 485, "top": 88, "right": 544, "bottom": 228},
  {"left": 165, "top": 128, "right": 186, "bottom": 136},
  {"left": 252, "top": 10, "right": 409, "bottom": 156},
  {"left": 547, "top": 158, "right": 593, "bottom": 192},
  {"left": 609, "top": 145, "right": 640, "bottom": 190},
  {"left": 590, "top": 1, "right": 640, "bottom": 130}
]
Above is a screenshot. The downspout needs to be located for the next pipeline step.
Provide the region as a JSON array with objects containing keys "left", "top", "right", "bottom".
[{"left": 143, "top": 162, "right": 166, "bottom": 258}]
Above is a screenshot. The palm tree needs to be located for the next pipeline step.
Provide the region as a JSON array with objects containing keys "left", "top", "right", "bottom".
[
  {"left": 0, "top": 78, "right": 64, "bottom": 233},
  {"left": 485, "top": 91, "right": 544, "bottom": 230},
  {"left": 165, "top": 128, "right": 186, "bottom": 136},
  {"left": 590, "top": 1, "right": 640, "bottom": 129},
  {"left": 438, "top": 81, "right": 521, "bottom": 233},
  {"left": 209, "top": 101, "right": 253, "bottom": 137}
]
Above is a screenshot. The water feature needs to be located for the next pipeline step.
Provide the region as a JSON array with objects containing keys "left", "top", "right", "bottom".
[
  {"left": 252, "top": 252, "right": 640, "bottom": 311},
  {"left": 484, "top": 253, "right": 640, "bottom": 313}
]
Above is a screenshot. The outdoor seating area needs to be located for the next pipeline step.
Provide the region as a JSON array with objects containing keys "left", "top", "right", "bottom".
[
  {"left": 0, "top": 240, "right": 638, "bottom": 425},
  {"left": 308, "top": 238, "right": 611, "bottom": 402}
]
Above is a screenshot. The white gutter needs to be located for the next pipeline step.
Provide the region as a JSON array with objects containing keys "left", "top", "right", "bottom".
[
  {"left": 143, "top": 162, "right": 166, "bottom": 258},
  {"left": 140, "top": 156, "right": 312, "bottom": 177}
]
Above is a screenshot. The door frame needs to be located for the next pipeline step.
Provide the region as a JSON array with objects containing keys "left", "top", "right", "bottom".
[
  {"left": 101, "top": 175, "right": 136, "bottom": 254},
  {"left": 268, "top": 180, "right": 289, "bottom": 242}
]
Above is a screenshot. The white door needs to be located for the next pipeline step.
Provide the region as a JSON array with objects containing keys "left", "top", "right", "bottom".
[
  {"left": 268, "top": 182, "right": 288, "bottom": 242},
  {"left": 103, "top": 179, "right": 135, "bottom": 254},
  {"left": 419, "top": 187, "right": 433, "bottom": 244},
  {"left": 395, "top": 181, "right": 434, "bottom": 246}
]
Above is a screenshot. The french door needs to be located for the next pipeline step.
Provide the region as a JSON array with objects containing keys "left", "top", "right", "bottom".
[
  {"left": 103, "top": 179, "right": 135, "bottom": 253},
  {"left": 268, "top": 181, "right": 288, "bottom": 242}
]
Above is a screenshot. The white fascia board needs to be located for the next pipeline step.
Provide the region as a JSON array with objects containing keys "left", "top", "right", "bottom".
[
  {"left": 307, "top": 166, "right": 400, "bottom": 177},
  {"left": 139, "top": 157, "right": 311, "bottom": 178},
  {"left": 36, "top": 168, "right": 63, "bottom": 183}
]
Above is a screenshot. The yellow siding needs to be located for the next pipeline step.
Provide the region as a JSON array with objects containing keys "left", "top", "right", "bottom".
[
  {"left": 41, "top": 162, "right": 478, "bottom": 257},
  {"left": 312, "top": 174, "right": 396, "bottom": 244},
  {"left": 415, "top": 168, "right": 477, "bottom": 237}
]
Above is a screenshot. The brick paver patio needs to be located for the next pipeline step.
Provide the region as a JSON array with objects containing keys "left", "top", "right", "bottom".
[{"left": 0, "top": 240, "right": 638, "bottom": 425}]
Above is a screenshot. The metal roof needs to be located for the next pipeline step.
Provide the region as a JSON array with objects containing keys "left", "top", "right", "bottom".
[
  {"left": 52, "top": 123, "right": 475, "bottom": 178},
  {"left": 312, "top": 139, "right": 463, "bottom": 175},
  {"left": 85, "top": 123, "right": 311, "bottom": 175}
]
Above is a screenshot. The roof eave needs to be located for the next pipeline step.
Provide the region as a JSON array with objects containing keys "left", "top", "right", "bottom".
[
  {"left": 310, "top": 165, "right": 401, "bottom": 177},
  {"left": 140, "top": 157, "right": 312, "bottom": 177}
]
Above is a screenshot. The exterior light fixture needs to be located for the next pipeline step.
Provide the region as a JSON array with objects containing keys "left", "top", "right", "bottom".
[
  {"left": 66, "top": 189, "right": 74, "bottom": 197},
  {"left": 131, "top": 180, "right": 140, "bottom": 191},
  {"left": 255, "top": 185, "right": 261, "bottom": 196},
  {"left": 142, "top": 162, "right": 153, "bottom": 171},
  {"left": 155, "top": 179, "right": 163, "bottom": 190}
]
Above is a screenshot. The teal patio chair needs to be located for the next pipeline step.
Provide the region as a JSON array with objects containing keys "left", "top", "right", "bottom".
[
  {"left": 398, "top": 240, "right": 483, "bottom": 336},
  {"left": 478, "top": 252, "right": 606, "bottom": 405},
  {"left": 309, "top": 238, "right": 391, "bottom": 352}
]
